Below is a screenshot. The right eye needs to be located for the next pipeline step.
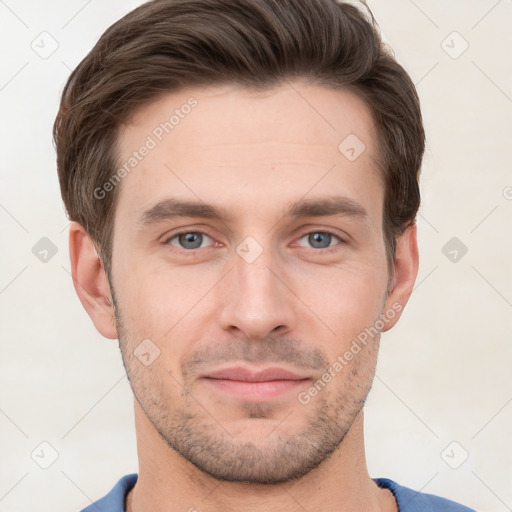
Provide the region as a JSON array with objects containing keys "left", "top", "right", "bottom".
[{"left": 164, "top": 231, "right": 216, "bottom": 251}]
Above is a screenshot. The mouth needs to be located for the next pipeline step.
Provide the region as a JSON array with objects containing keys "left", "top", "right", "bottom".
[{"left": 200, "top": 366, "right": 311, "bottom": 401}]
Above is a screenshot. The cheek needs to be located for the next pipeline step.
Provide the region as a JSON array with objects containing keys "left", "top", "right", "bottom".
[
  {"left": 113, "top": 236, "right": 387, "bottom": 352},
  {"left": 290, "top": 261, "right": 387, "bottom": 337},
  {"left": 114, "top": 260, "right": 214, "bottom": 346}
]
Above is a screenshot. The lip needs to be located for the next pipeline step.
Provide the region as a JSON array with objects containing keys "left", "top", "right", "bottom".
[
  {"left": 200, "top": 366, "right": 310, "bottom": 401},
  {"left": 204, "top": 366, "right": 308, "bottom": 382}
]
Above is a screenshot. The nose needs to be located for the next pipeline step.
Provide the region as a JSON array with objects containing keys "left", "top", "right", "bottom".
[{"left": 217, "top": 243, "right": 298, "bottom": 340}]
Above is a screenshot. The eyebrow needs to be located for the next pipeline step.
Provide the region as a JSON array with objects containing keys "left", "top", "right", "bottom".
[{"left": 137, "top": 195, "right": 368, "bottom": 226}]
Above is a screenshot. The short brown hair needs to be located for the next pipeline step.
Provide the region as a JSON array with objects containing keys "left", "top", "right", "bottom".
[{"left": 54, "top": 0, "right": 424, "bottom": 288}]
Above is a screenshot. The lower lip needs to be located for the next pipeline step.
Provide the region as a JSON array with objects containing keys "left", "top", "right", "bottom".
[{"left": 202, "top": 378, "right": 309, "bottom": 400}]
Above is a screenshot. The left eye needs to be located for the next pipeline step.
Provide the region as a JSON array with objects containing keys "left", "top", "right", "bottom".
[{"left": 297, "top": 231, "right": 342, "bottom": 250}]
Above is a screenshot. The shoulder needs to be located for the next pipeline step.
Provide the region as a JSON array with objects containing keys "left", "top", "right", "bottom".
[
  {"left": 79, "top": 473, "right": 138, "bottom": 512},
  {"left": 374, "top": 478, "right": 477, "bottom": 512}
]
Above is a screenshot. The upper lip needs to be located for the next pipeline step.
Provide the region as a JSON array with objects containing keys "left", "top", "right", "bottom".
[{"left": 203, "top": 366, "right": 309, "bottom": 382}]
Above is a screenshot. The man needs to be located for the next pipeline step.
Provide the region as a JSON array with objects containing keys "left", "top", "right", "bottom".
[{"left": 54, "top": 0, "right": 476, "bottom": 510}]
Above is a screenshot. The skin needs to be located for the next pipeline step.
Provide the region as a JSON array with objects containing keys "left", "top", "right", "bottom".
[{"left": 69, "top": 81, "right": 419, "bottom": 511}]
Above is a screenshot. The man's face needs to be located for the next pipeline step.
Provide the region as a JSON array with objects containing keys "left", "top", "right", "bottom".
[{"left": 110, "top": 82, "right": 392, "bottom": 483}]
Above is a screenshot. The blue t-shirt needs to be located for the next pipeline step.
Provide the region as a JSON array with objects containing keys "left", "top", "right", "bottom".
[{"left": 80, "top": 473, "right": 477, "bottom": 511}]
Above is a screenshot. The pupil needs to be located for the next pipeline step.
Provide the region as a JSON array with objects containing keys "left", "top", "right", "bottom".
[
  {"left": 310, "top": 232, "right": 330, "bottom": 248},
  {"left": 181, "top": 233, "right": 201, "bottom": 249}
]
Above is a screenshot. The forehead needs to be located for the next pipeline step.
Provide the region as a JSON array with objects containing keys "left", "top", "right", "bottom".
[{"left": 113, "top": 81, "right": 383, "bottom": 226}]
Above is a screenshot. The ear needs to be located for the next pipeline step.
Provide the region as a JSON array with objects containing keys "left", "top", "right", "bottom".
[
  {"left": 381, "top": 221, "right": 419, "bottom": 332},
  {"left": 68, "top": 221, "right": 118, "bottom": 339}
]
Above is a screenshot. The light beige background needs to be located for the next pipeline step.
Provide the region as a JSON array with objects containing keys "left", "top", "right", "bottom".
[{"left": 0, "top": 1, "right": 511, "bottom": 511}]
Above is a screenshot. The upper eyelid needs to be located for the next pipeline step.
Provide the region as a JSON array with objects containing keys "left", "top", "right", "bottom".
[{"left": 165, "top": 230, "right": 214, "bottom": 247}]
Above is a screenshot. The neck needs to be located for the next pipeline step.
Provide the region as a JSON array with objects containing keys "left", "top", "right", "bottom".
[{"left": 126, "top": 400, "right": 396, "bottom": 512}]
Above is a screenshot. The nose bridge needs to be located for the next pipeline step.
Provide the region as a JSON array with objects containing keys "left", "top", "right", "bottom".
[
  {"left": 234, "top": 236, "right": 284, "bottom": 309},
  {"left": 236, "top": 248, "right": 277, "bottom": 299},
  {"left": 218, "top": 234, "right": 296, "bottom": 338}
]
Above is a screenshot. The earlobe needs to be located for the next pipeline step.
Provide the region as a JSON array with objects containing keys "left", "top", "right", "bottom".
[
  {"left": 381, "top": 221, "right": 419, "bottom": 332},
  {"left": 68, "top": 222, "right": 118, "bottom": 339}
]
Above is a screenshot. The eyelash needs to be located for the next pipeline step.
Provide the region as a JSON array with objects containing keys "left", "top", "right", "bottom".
[{"left": 162, "top": 229, "right": 346, "bottom": 254}]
